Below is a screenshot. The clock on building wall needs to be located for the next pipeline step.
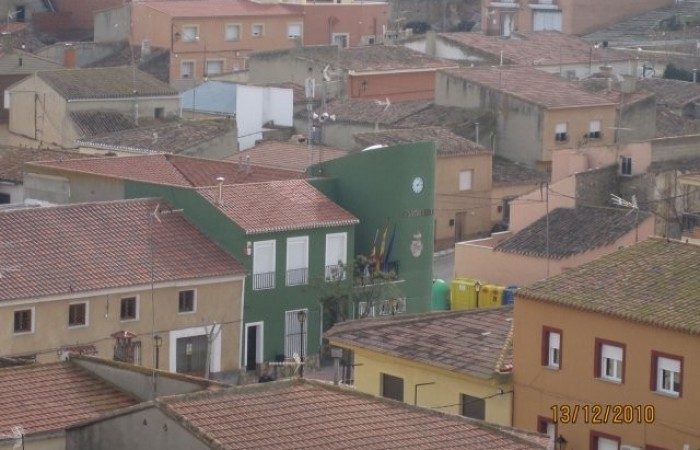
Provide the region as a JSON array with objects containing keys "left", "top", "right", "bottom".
[{"left": 411, "top": 176, "right": 424, "bottom": 194}]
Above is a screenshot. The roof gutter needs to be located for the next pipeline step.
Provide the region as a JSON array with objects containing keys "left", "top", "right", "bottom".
[{"left": 348, "top": 65, "right": 459, "bottom": 76}]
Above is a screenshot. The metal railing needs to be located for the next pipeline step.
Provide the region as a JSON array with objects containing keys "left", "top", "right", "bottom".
[
  {"left": 253, "top": 271, "right": 275, "bottom": 290},
  {"left": 286, "top": 267, "right": 308, "bottom": 286},
  {"left": 325, "top": 264, "right": 347, "bottom": 281}
]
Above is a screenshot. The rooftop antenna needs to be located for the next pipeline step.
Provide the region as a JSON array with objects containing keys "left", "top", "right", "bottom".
[
  {"left": 216, "top": 177, "right": 225, "bottom": 206},
  {"left": 610, "top": 193, "right": 639, "bottom": 242}
]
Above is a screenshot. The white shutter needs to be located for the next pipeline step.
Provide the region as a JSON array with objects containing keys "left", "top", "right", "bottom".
[
  {"left": 288, "top": 24, "right": 302, "bottom": 38},
  {"left": 549, "top": 332, "right": 560, "bottom": 349},
  {"left": 658, "top": 356, "right": 680, "bottom": 372},
  {"left": 253, "top": 240, "right": 275, "bottom": 274},
  {"left": 459, "top": 170, "right": 473, "bottom": 191},
  {"left": 597, "top": 437, "right": 619, "bottom": 450},
  {"left": 286, "top": 237, "right": 308, "bottom": 271},
  {"left": 533, "top": 11, "right": 562, "bottom": 31},
  {"left": 226, "top": 24, "right": 240, "bottom": 41},
  {"left": 555, "top": 123, "right": 567, "bottom": 134},
  {"left": 590, "top": 120, "right": 601, "bottom": 133},
  {"left": 325, "top": 233, "right": 347, "bottom": 267},
  {"left": 602, "top": 344, "right": 622, "bottom": 361}
]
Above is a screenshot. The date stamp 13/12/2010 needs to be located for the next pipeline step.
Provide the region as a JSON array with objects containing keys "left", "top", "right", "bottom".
[{"left": 551, "top": 404, "right": 655, "bottom": 425}]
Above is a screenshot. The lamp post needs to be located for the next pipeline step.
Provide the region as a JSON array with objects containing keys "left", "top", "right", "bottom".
[
  {"left": 153, "top": 334, "right": 162, "bottom": 369},
  {"left": 297, "top": 310, "right": 307, "bottom": 378},
  {"left": 555, "top": 435, "right": 568, "bottom": 450},
  {"left": 474, "top": 280, "right": 482, "bottom": 309}
]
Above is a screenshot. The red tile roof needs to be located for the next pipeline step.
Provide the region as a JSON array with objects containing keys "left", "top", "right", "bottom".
[
  {"left": 198, "top": 180, "right": 359, "bottom": 234},
  {"left": 326, "top": 307, "right": 514, "bottom": 378},
  {"left": 339, "top": 45, "right": 458, "bottom": 73},
  {"left": 160, "top": 380, "right": 549, "bottom": 449},
  {"left": 441, "top": 66, "right": 616, "bottom": 109},
  {"left": 0, "top": 147, "right": 94, "bottom": 183},
  {"left": 0, "top": 199, "right": 246, "bottom": 302},
  {"left": 143, "top": 0, "right": 299, "bottom": 17},
  {"left": 0, "top": 362, "right": 137, "bottom": 437},
  {"left": 354, "top": 127, "right": 489, "bottom": 156},
  {"left": 29, "top": 154, "right": 301, "bottom": 187},
  {"left": 232, "top": 140, "right": 348, "bottom": 172},
  {"left": 440, "top": 31, "right": 629, "bottom": 67}
]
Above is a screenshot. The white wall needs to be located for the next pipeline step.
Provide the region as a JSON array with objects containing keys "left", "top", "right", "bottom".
[{"left": 236, "top": 85, "right": 293, "bottom": 150}]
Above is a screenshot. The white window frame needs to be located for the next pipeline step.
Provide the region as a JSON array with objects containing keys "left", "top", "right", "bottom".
[
  {"left": 169, "top": 325, "right": 221, "bottom": 373},
  {"left": 284, "top": 308, "right": 308, "bottom": 358},
  {"left": 332, "top": 33, "right": 349, "bottom": 48},
  {"left": 244, "top": 321, "right": 264, "bottom": 368},
  {"left": 205, "top": 59, "right": 224, "bottom": 76},
  {"left": 548, "top": 331, "right": 560, "bottom": 369},
  {"left": 252, "top": 24, "right": 264, "bottom": 37},
  {"left": 119, "top": 295, "right": 140, "bottom": 322},
  {"left": 657, "top": 356, "right": 681, "bottom": 396},
  {"left": 13, "top": 307, "right": 35, "bottom": 335},
  {"left": 287, "top": 23, "right": 302, "bottom": 40},
  {"left": 325, "top": 232, "right": 347, "bottom": 281},
  {"left": 600, "top": 343, "right": 623, "bottom": 382},
  {"left": 181, "top": 25, "right": 199, "bottom": 43},
  {"left": 225, "top": 23, "right": 241, "bottom": 41},
  {"left": 620, "top": 156, "right": 632, "bottom": 176},
  {"left": 178, "top": 289, "right": 197, "bottom": 315},
  {"left": 588, "top": 120, "right": 601, "bottom": 139},
  {"left": 180, "top": 60, "right": 195, "bottom": 80},
  {"left": 459, "top": 170, "right": 473, "bottom": 191},
  {"left": 253, "top": 240, "right": 276, "bottom": 290},
  {"left": 555, "top": 122, "right": 567, "bottom": 142},
  {"left": 286, "top": 236, "right": 309, "bottom": 286},
  {"left": 68, "top": 301, "right": 89, "bottom": 328}
]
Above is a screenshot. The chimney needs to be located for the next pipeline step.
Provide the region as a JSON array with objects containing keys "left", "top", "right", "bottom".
[
  {"left": 64, "top": 46, "right": 76, "bottom": 68},
  {"left": 216, "top": 177, "right": 224, "bottom": 206}
]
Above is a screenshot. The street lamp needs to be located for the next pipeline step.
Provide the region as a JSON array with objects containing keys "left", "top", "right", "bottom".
[
  {"left": 153, "top": 334, "right": 162, "bottom": 370},
  {"left": 297, "top": 310, "right": 307, "bottom": 378},
  {"left": 555, "top": 435, "right": 568, "bottom": 450},
  {"left": 474, "top": 280, "right": 482, "bottom": 309}
]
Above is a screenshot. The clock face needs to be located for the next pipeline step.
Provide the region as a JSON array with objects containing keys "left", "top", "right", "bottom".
[{"left": 412, "top": 176, "right": 424, "bottom": 194}]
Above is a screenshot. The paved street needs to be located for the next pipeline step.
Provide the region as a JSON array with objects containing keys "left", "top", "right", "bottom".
[{"left": 433, "top": 249, "right": 455, "bottom": 283}]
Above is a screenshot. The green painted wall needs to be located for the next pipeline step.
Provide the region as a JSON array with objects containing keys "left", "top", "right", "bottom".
[
  {"left": 309, "top": 142, "right": 437, "bottom": 313},
  {"left": 124, "top": 182, "right": 355, "bottom": 363}
]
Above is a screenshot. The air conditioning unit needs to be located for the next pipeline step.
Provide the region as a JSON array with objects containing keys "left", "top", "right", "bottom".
[{"left": 620, "top": 445, "right": 642, "bottom": 450}]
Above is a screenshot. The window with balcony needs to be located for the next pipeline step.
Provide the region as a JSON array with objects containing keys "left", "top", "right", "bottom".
[
  {"left": 253, "top": 240, "right": 276, "bottom": 290},
  {"left": 325, "top": 232, "right": 347, "bottom": 281},
  {"left": 286, "top": 236, "right": 309, "bottom": 286},
  {"left": 651, "top": 351, "right": 682, "bottom": 397}
]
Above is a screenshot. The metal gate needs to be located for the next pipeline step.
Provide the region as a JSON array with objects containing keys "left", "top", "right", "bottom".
[{"left": 176, "top": 335, "right": 208, "bottom": 375}]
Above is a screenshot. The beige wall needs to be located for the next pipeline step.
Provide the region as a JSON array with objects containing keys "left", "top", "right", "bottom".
[
  {"left": 334, "top": 344, "right": 513, "bottom": 426},
  {"left": 1, "top": 278, "right": 244, "bottom": 373},
  {"left": 508, "top": 176, "right": 575, "bottom": 234},
  {"left": 435, "top": 153, "right": 492, "bottom": 250},
  {"left": 491, "top": 183, "right": 540, "bottom": 225},
  {"left": 551, "top": 142, "right": 652, "bottom": 184},
  {"left": 513, "top": 297, "right": 700, "bottom": 449},
  {"left": 454, "top": 216, "right": 654, "bottom": 286},
  {"left": 132, "top": 4, "right": 303, "bottom": 83},
  {"left": 542, "top": 106, "right": 617, "bottom": 164}
]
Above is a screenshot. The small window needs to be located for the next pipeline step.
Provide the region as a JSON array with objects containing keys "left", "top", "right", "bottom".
[
  {"left": 68, "top": 303, "right": 87, "bottom": 327},
  {"left": 252, "top": 24, "right": 264, "bottom": 37},
  {"left": 591, "top": 431, "right": 620, "bottom": 450},
  {"left": 595, "top": 339, "right": 624, "bottom": 383},
  {"left": 537, "top": 416, "right": 556, "bottom": 438},
  {"left": 588, "top": 120, "right": 601, "bottom": 139},
  {"left": 651, "top": 351, "right": 682, "bottom": 397},
  {"left": 620, "top": 156, "right": 632, "bottom": 176},
  {"left": 120, "top": 297, "right": 138, "bottom": 321},
  {"left": 181, "top": 61, "right": 195, "bottom": 79},
  {"left": 287, "top": 23, "right": 302, "bottom": 39},
  {"left": 332, "top": 33, "right": 349, "bottom": 48},
  {"left": 459, "top": 170, "right": 473, "bottom": 191},
  {"left": 460, "top": 394, "right": 485, "bottom": 420},
  {"left": 13, "top": 309, "right": 33, "bottom": 334},
  {"left": 555, "top": 123, "right": 568, "bottom": 142},
  {"left": 225, "top": 24, "right": 241, "bottom": 41},
  {"left": 181, "top": 25, "right": 198, "bottom": 42},
  {"left": 155, "top": 107, "right": 165, "bottom": 119},
  {"left": 205, "top": 60, "right": 223, "bottom": 76},
  {"left": 381, "top": 373, "right": 404, "bottom": 402},
  {"left": 541, "top": 327, "right": 561, "bottom": 369},
  {"left": 178, "top": 290, "right": 195, "bottom": 313}
]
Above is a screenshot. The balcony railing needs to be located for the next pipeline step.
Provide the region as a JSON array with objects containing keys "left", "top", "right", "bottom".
[
  {"left": 253, "top": 271, "right": 275, "bottom": 290},
  {"left": 286, "top": 267, "right": 308, "bottom": 286},
  {"left": 325, "top": 264, "right": 347, "bottom": 282}
]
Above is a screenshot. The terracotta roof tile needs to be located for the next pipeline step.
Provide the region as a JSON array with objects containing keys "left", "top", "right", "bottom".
[
  {"left": 338, "top": 45, "right": 458, "bottom": 72},
  {"left": 441, "top": 66, "right": 615, "bottom": 109},
  {"left": 519, "top": 238, "right": 700, "bottom": 335},
  {"left": 160, "top": 380, "right": 548, "bottom": 449},
  {"left": 495, "top": 206, "right": 651, "bottom": 259},
  {"left": 69, "top": 110, "right": 137, "bottom": 139},
  {"left": 29, "top": 154, "right": 301, "bottom": 187},
  {"left": 638, "top": 78, "right": 700, "bottom": 109},
  {"left": 0, "top": 198, "right": 246, "bottom": 302},
  {"left": 492, "top": 156, "right": 549, "bottom": 186},
  {"left": 198, "top": 180, "right": 359, "bottom": 234},
  {"left": 37, "top": 66, "right": 177, "bottom": 100},
  {"left": 391, "top": 104, "right": 482, "bottom": 129},
  {"left": 233, "top": 140, "right": 348, "bottom": 172},
  {"left": 142, "top": 0, "right": 299, "bottom": 17},
  {"left": 440, "top": 31, "right": 629, "bottom": 67},
  {"left": 354, "top": 127, "right": 489, "bottom": 156},
  {"left": 0, "top": 362, "right": 137, "bottom": 437},
  {"left": 76, "top": 120, "right": 233, "bottom": 154},
  {"left": 326, "top": 308, "right": 514, "bottom": 378},
  {"left": 0, "top": 147, "right": 94, "bottom": 183}
]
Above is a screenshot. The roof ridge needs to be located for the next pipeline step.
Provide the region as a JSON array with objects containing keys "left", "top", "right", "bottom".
[{"left": 0, "top": 197, "right": 163, "bottom": 216}]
